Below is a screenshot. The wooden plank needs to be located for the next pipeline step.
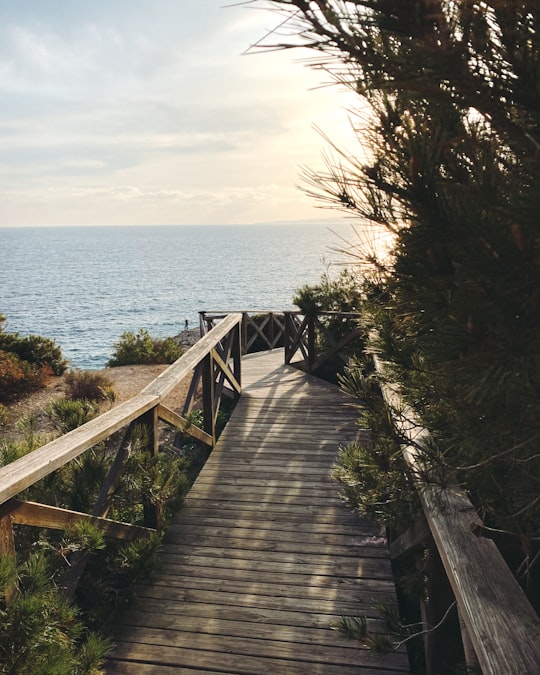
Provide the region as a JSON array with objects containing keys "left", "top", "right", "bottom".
[
  {"left": 165, "top": 511, "right": 380, "bottom": 535},
  {"left": 389, "top": 515, "right": 430, "bottom": 559},
  {"left": 118, "top": 597, "right": 384, "bottom": 633},
  {"left": 2, "top": 499, "right": 153, "bottom": 541},
  {"left": 157, "top": 404, "right": 213, "bottom": 447},
  {"left": 108, "top": 641, "right": 406, "bottom": 675},
  {"left": 115, "top": 610, "right": 391, "bottom": 647},
  {"left": 210, "top": 347, "right": 241, "bottom": 394},
  {"left": 156, "top": 551, "right": 385, "bottom": 579},
  {"left": 109, "top": 627, "right": 410, "bottom": 672},
  {"left": 131, "top": 583, "right": 398, "bottom": 616}
]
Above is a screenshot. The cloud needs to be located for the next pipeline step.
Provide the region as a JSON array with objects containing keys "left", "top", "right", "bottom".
[{"left": 0, "top": 1, "right": 357, "bottom": 226}]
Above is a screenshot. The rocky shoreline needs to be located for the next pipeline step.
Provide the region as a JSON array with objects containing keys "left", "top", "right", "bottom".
[{"left": 172, "top": 327, "right": 201, "bottom": 350}]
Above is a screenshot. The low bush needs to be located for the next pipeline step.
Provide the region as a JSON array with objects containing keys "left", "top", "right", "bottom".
[
  {"left": 45, "top": 398, "right": 99, "bottom": 434},
  {"left": 107, "top": 329, "right": 183, "bottom": 367},
  {"left": 0, "top": 318, "right": 67, "bottom": 402},
  {"left": 0, "top": 403, "right": 9, "bottom": 427},
  {"left": 0, "top": 552, "right": 112, "bottom": 675},
  {"left": 0, "top": 350, "right": 49, "bottom": 403},
  {"left": 0, "top": 332, "right": 67, "bottom": 376},
  {"left": 65, "top": 370, "right": 116, "bottom": 403}
]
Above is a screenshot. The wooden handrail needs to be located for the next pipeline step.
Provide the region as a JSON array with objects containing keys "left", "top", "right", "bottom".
[
  {"left": 0, "top": 393, "right": 159, "bottom": 507},
  {"left": 0, "top": 313, "right": 243, "bottom": 508},
  {"left": 377, "top": 365, "right": 540, "bottom": 674},
  {"left": 0, "top": 313, "right": 243, "bottom": 602}
]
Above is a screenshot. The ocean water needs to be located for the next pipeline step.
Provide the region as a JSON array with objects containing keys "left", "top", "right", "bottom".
[{"left": 0, "top": 223, "right": 353, "bottom": 369}]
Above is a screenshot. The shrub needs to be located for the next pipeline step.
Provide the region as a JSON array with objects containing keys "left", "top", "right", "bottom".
[
  {"left": 45, "top": 398, "right": 99, "bottom": 434},
  {"left": 107, "top": 329, "right": 183, "bottom": 367},
  {"left": 0, "top": 332, "right": 67, "bottom": 376},
  {"left": 65, "top": 370, "right": 116, "bottom": 403},
  {"left": 0, "top": 551, "right": 112, "bottom": 674},
  {"left": 0, "top": 403, "right": 10, "bottom": 427},
  {"left": 0, "top": 350, "right": 48, "bottom": 403}
]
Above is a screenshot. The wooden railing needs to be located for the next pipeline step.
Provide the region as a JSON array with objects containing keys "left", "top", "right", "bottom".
[
  {"left": 200, "top": 310, "right": 285, "bottom": 354},
  {"left": 379, "top": 367, "right": 540, "bottom": 674},
  {"left": 283, "top": 310, "right": 363, "bottom": 376},
  {"left": 0, "top": 313, "right": 242, "bottom": 600},
  {"left": 200, "top": 309, "right": 364, "bottom": 378}
]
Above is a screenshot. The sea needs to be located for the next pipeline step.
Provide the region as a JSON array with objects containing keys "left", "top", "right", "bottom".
[{"left": 0, "top": 222, "right": 355, "bottom": 369}]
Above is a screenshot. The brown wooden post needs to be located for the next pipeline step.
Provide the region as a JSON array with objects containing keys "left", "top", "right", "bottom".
[
  {"left": 307, "top": 315, "right": 316, "bottom": 374},
  {"left": 233, "top": 321, "right": 242, "bottom": 404},
  {"left": 0, "top": 513, "right": 17, "bottom": 606},
  {"left": 241, "top": 313, "right": 248, "bottom": 355},
  {"left": 284, "top": 313, "right": 291, "bottom": 363},
  {"left": 458, "top": 607, "right": 479, "bottom": 670},
  {"left": 269, "top": 312, "right": 274, "bottom": 348},
  {"left": 202, "top": 351, "right": 216, "bottom": 445},
  {"left": 140, "top": 407, "right": 161, "bottom": 531},
  {"left": 423, "top": 538, "right": 459, "bottom": 674}
]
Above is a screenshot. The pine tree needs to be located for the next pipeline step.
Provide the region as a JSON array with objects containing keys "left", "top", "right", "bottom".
[{"left": 254, "top": 1, "right": 540, "bottom": 580}]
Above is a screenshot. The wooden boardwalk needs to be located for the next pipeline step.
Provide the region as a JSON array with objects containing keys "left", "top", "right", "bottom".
[{"left": 106, "top": 350, "right": 410, "bottom": 674}]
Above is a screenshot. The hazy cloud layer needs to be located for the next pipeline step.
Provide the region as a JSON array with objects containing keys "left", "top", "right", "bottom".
[{"left": 0, "top": 0, "right": 355, "bottom": 226}]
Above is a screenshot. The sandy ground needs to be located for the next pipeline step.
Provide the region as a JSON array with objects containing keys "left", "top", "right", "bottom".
[{"left": 1, "top": 329, "right": 201, "bottom": 442}]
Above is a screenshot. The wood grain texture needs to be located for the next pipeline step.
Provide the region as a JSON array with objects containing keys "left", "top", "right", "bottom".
[
  {"left": 106, "top": 350, "right": 408, "bottom": 674},
  {"left": 379, "top": 369, "right": 540, "bottom": 674}
]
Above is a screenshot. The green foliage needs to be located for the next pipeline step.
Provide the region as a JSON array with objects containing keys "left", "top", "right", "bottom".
[
  {"left": 332, "top": 615, "right": 368, "bottom": 641},
  {"left": 0, "top": 329, "right": 211, "bottom": 673},
  {"left": 0, "top": 332, "right": 67, "bottom": 376},
  {"left": 65, "top": 371, "right": 116, "bottom": 404},
  {"left": 262, "top": 0, "right": 540, "bottom": 564},
  {"left": 45, "top": 398, "right": 99, "bottom": 435},
  {"left": 107, "top": 329, "right": 183, "bottom": 367},
  {"left": 0, "top": 404, "right": 9, "bottom": 427},
  {"left": 293, "top": 270, "right": 365, "bottom": 381},
  {"left": 112, "top": 426, "right": 189, "bottom": 530},
  {"left": 1, "top": 399, "right": 200, "bottom": 670},
  {"left": 0, "top": 350, "right": 48, "bottom": 403},
  {"left": 294, "top": 270, "right": 362, "bottom": 316},
  {"left": 0, "top": 552, "right": 111, "bottom": 675},
  {"left": 0, "top": 319, "right": 67, "bottom": 402}
]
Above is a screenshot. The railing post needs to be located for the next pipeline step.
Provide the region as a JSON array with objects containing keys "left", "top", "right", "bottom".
[
  {"left": 307, "top": 315, "right": 316, "bottom": 374},
  {"left": 422, "top": 538, "right": 459, "bottom": 674},
  {"left": 140, "top": 407, "right": 161, "bottom": 531},
  {"left": 233, "top": 321, "right": 242, "bottom": 403},
  {"left": 202, "top": 352, "right": 216, "bottom": 445},
  {"left": 0, "top": 511, "right": 17, "bottom": 605},
  {"left": 269, "top": 312, "right": 274, "bottom": 348},
  {"left": 241, "top": 313, "right": 248, "bottom": 355},
  {"left": 284, "top": 312, "right": 290, "bottom": 363}
]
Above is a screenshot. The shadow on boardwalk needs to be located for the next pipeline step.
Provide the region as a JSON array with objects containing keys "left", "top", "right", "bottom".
[{"left": 106, "top": 350, "right": 409, "bottom": 674}]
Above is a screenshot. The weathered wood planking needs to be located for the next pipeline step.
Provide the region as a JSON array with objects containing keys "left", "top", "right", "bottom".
[
  {"left": 106, "top": 350, "right": 409, "bottom": 674},
  {"left": 378, "top": 367, "right": 540, "bottom": 674}
]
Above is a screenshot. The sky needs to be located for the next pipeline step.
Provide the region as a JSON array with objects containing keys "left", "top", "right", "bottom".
[{"left": 0, "top": 0, "right": 358, "bottom": 227}]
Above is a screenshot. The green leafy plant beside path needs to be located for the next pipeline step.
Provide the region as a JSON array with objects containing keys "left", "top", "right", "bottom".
[
  {"left": 107, "top": 328, "right": 183, "bottom": 366},
  {"left": 0, "top": 314, "right": 67, "bottom": 403}
]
